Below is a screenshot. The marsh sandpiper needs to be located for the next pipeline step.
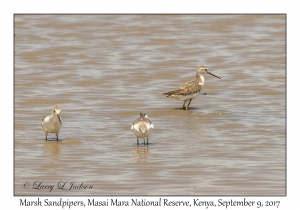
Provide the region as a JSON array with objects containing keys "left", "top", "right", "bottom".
[
  {"left": 163, "top": 66, "right": 221, "bottom": 110},
  {"left": 41, "top": 106, "right": 62, "bottom": 140},
  {"left": 131, "top": 113, "right": 154, "bottom": 145}
]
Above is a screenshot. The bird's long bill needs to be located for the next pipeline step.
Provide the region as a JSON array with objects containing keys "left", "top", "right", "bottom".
[{"left": 209, "top": 72, "right": 221, "bottom": 79}]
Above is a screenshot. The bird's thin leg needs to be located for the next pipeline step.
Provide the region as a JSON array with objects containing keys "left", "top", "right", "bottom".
[
  {"left": 137, "top": 139, "right": 139, "bottom": 146},
  {"left": 45, "top": 132, "right": 48, "bottom": 141},
  {"left": 147, "top": 138, "right": 149, "bottom": 146},
  {"left": 186, "top": 99, "right": 192, "bottom": 111},
  {"left": 182, "top": 100, "right": 187, "bottom": 110},
  {"left": 55, "top": 133, "right": 59, "bottom": 141}
]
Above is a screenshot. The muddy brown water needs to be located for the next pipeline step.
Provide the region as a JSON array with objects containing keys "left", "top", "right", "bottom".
[{"left": 14, "top": 14, "right": 285, "bottom": 195}]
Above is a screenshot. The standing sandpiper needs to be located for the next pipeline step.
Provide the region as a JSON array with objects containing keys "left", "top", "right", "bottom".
[
  {"left": 41, "top": 106, "right": 62, "bottom": 140},
  {"left": 131, "top": 113, "right": 154, "bottom": 145},
  {"left": 163, "top": 66, "right": 221, "bottom": 110}
]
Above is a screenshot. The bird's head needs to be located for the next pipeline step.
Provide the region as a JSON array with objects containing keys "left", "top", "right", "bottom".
[
  {"left": 196, "top": 66, "right": 221, "bottom": 79},
  {"left": 53, "top": 106, "right": 61, "bottom": 117}
]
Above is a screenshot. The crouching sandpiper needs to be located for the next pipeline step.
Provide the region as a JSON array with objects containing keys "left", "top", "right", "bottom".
[
  {"left": 163, "top": 66, "right": 221, "bottom": 110},
  {"left": 131, "top": 113, "right": 154, "bottom": 145},
  {"left": 42, "top": 106, "right": 62, "bottom": 140}
]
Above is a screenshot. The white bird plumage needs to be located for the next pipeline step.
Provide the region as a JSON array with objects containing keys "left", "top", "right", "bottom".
[
  {"left": 131, "top": 113, "right": 154, "bottom": 145},
  {"left": 41, "top": 106, "right": 62, "bottom": 140}
]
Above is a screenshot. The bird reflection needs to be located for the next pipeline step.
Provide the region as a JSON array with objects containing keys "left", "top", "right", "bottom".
[
  {"left": 132, "top": 146, "right": 150, "bottom": 163},
  {"left": 43, "top": 140, "right": 61, "bottom": 158}
]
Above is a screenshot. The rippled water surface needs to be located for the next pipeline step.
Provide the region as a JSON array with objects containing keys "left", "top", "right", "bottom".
[{"left": 14, "top": 14, "right": 285, "bottom": 195}]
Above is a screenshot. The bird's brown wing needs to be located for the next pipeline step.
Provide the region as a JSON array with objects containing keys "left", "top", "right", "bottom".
[
  {"left": 163, "top": 88, "right": 185, "bottom": 96},
  {"left": 42, "top": 115, "right": 47, "bottom": 122},
  {"left": 163, "top": 78, "right": 202, "bottom": 96},
  {"left": 143, "top": 117, "right": 152, "bottom": 125}
]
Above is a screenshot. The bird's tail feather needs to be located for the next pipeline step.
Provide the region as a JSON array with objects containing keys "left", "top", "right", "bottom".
[
  {"left": 139, "top": 123, "right": 147, "bottom": 134},
  {"left": 162, "top": 92, "right": 172, "bottom": 97}
]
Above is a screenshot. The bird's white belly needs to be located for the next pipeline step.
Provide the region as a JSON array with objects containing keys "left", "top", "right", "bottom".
[
  {"left": 42, "top": 119, "right": 61, "bottom": 133},
  {"left": 170, "top": 91, "right": 200, "bottom": 101}
]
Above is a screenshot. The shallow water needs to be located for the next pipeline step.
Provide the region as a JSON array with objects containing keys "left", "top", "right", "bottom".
[{"left": 14, "top": 14, "right": 285, "bottom": 195}]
